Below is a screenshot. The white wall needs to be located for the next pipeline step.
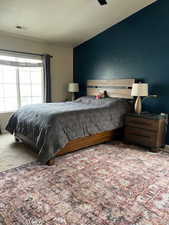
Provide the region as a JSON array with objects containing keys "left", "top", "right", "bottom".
[
  {"left": 0, "top": 34, "right": 73, "bottom": 101},
  {"left": 0, "top": 34, "right": 73, "bottom": 132}
]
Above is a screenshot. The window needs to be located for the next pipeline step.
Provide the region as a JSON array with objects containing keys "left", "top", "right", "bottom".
[{"left": 0, "top": 53, "right": 44, "bottom": 112}]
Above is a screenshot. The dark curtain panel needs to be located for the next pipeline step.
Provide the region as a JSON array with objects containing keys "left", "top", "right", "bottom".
[{"left": 43, "top": 54, "right": 52, "bottom": 102}]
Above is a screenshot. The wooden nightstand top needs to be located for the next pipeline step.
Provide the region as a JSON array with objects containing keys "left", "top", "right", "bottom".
[{"left": 127, "top": 112, "right": 168, "bottom": 120}]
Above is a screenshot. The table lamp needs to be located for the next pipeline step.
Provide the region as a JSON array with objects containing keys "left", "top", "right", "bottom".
[
  {"left": 68, "top": 83, "right": 79, "bottom": 101},
  {"left": 131, "top": 83, "right": 148, "bottom": 114}
]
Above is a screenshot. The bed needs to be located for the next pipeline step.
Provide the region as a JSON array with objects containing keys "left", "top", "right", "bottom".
[{"left": 6, "top": 79, "right": 135, "bottom": 165}]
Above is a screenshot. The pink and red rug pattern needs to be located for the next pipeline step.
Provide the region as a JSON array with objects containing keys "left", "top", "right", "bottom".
[{"left": 0, "top": 143, "right": 169, "bottom": 225}]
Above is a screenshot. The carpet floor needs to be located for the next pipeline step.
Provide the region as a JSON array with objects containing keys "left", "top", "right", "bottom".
[
  {"left": 0, "top": 134, "right": 36, "bottom": 172},
  {"left": 0, "top": 143, "right": 169, "bottom": 225}
]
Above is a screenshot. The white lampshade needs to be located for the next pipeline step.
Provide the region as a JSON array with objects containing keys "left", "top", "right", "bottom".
[
  {"left": 68, "top": 83, "right": 79, "bottom": 93},
  {"left": 131, "top": 83, "right": 148, "bottom": 97}
]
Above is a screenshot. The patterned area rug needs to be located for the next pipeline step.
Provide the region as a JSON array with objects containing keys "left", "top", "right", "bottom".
[{"left": 0, "top": 143, "right": 169, "bottom": 225}]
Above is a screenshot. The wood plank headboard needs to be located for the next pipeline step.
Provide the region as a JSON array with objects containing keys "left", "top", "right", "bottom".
[{"left": 87, "top": 79, "right": 135, "bottom": 99}]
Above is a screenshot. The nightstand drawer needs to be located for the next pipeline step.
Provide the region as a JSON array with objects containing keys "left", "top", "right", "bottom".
[
  {"left": 124, "top": 113, "right": 167, "bottom": 149},
  {"left": 125, "top": 134, "right": 154, "bottom": 147},
  {"left": 125, "top": 126, "right": 156, "bottom": 139},
  {"left": 126, "top": 117, "right": 158, "bottom": 131}
]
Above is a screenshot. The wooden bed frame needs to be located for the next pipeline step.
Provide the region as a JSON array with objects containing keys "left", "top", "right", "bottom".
[
  {"left": 14, "top": 79, "right": 135, "bottom": 165},
  {"left": 15, "top": 129, "right": 123, "bottom": 165}
]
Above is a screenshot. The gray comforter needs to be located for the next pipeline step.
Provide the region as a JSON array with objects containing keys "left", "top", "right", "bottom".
[{"left": 6, "top": 97, "right": 129, "bottom": 163}]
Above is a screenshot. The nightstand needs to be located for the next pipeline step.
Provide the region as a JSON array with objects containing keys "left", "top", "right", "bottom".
[{"left": 124, "top": 113, "right": 168, "bottom": 151}]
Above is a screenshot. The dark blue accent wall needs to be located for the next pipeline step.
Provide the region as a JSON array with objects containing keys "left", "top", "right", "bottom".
[{"left": 74, "top": 0, "right": 169, "bottom": 144}]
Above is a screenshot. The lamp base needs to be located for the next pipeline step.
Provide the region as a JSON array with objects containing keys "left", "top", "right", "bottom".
[
  {"left": 134, "top": 96, "right": 142, "bottom": 114},
  {"left": 71, "top": 93, "right": 75, "bottom": 101}
]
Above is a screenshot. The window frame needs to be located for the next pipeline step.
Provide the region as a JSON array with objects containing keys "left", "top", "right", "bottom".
[{"left": 0, "top": 54, "right": 44, "bottom": 113}]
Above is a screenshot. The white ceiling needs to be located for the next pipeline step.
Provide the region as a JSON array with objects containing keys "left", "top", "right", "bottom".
[{"left": 0, "top": 0, "right": 157, "bottom": 47}]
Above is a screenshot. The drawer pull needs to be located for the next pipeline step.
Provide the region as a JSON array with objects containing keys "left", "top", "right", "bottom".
[{"left": 128, "top": 133, "right": 150, "bottom": 138}]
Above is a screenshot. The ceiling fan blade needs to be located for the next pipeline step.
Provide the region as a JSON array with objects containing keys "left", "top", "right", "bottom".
[{"left": 97, "top": 0, "right": 107, "bottom": 5}]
